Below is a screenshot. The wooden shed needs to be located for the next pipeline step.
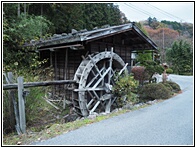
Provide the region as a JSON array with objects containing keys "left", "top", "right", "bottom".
[{"left": 28, "top": 22, "right": 157, "bottom": 116}]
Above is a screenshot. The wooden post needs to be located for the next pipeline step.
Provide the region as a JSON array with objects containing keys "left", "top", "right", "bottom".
[
  {"left": 50, "top": 51, "right": 53, "bottom": 66},
  {"left": 54, "top": 51, "right": 57, "bottom": 95},
  {"left": 17, "top": 77, "right": 26, "bottom": 134},
  {"left": 7, "top": 73, "right": 15, "bottom": 131},
  {"left": 64, "top": 49, "right": 68, "bottom": 80},
  {"left": 63, "top": 49, "right": 68, "bottom": 109},
  {"left": 55, "top": 51, "right": 57, "bottom": 80},
  {"left": 8, "top": 72, "right": 22, "bottom": 135}
]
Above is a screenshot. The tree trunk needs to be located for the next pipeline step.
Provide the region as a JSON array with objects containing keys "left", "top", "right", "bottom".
[
  {"left": 40, "top": 4, "right": 43, "bottom": 36},
  {"left": 24, "top": 3, "right": 26, "bottom": 17},
  {"left": 17, "top": 3, "right": 20, "bottom": 17}
]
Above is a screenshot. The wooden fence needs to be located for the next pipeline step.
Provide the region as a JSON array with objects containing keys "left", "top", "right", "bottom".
[{"left": 3, "top": 72, "right": 76, "bottom": 135}]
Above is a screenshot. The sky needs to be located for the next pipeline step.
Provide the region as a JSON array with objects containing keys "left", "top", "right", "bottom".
[{"left": 115, "top": 2, "right": 194, "bottom": 24}]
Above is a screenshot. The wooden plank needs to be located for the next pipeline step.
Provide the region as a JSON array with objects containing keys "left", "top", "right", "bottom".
[
  {"left": 3, "top": 80, "right": 76, "bottom": 90},
  {"left": 64, "top": 49, "right": 68, "bottom": 80},
  {"left": 55, "top": 51, "right": 57, "bottom": 80}
]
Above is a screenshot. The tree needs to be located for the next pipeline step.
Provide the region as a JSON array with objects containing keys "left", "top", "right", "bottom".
[
  {"left": 136, "top": 22, "right": 148, "bottom": 36},
  {"left": 3, "top": 3, "right": 125, "bottom": 71},
  {"left": 161, "top": 20, "right": 182, "bottom": 30},
  {"left": 145, "top": 27, "right": 180, "bottom": 49},
  {"left": 136, "top": 53, "right": 152, "bottom": 64},
  {"left": 120, "top": 12, "right": 130, "bottom": 24},
  {"left": 144, "top": 27, "right": 180, "bottom": 62},
  {"left": 166, "top": 40, "right": 193, "bottom": 75},
  {"left": 3, "top": 12, "right": 53, "bottom": 71},
  {"left": 26, "top": 3, "right": 123, "bottom": 33},
  {"left": 147, "top": 17, "right": 161, "bottom": 29},
  {"left": 161, "top": 20, "right": 193, "bottom": 39},
  {"left": 147, "top": 17, "right": 153, "bottom": 26},
  {"left": 135, "top": 22, "right": 155, "bottom": 66}
]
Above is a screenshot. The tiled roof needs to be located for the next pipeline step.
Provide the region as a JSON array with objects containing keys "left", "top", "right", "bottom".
[{"left": 26, "top": 22, "right": 157, "bottom": 51}]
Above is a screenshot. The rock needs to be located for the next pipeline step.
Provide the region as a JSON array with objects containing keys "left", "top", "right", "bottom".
[
  {"left": 53, "top": 34, "right": 62, "bottom": 38},
  {"left": 56, "top": 115, "right": 60, "bottom": 119},
  {"left": 87, "top": 114, "right": 97, "bottom": 119},
  {"left": 72, "top": 29, "right": 78, "bottom": 33},
  {"left": 17, "top": 141, "right": 22, "bottom": 145},
  {"left": 30, "top": 40, "right": 36, "bottom": 44},
  {"left": 62, "top": 33, "right": 67, "bottom": 36},
  {"left": 111, "top": 108, "right": 119, "bottom": 113},
  {"left": 89, "top": 112, "right": 98, "bottom": 115},
  {"left": 146, "top": 101, "right": 153, "bottom": 105},
  {"left": 147, "top": 99, "right": 157, "bottom": 105},
  {"left": 62, "top": 113, "right": 79, "bottom": 123},
  {"left": 123, "top": 103, "right": 134, "bottom": 110},
  {"left": 99, "top": 112, "right": 107, "bottom": 116},
  {"left": 134, "top": 103, "right": 144, "bottom": 108}
]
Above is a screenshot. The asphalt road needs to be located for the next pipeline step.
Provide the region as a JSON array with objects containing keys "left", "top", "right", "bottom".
[{"left": 33, "top": 75, "right": 194, "bottom": 146}]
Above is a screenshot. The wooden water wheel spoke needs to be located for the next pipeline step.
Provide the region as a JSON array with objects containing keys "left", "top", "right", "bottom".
[
  {"left": 86, "top": 97, "right": 94, "bottom": 109},
  {"left": 86, "top": 67, "right": 106, "bottom": 88},
  {"left": 86, "top": 91, "right": 106, "bottom": 111},
  {"left": 108, "top": 48, "right": 113, "bottom": 84},
  {"left": 88, "top": 55, "right": 103, "bottom": 77},
  {"left": 74, "top": 87, "right": 105, "bottom": 92},
  {"left": 92, "top": 67, "right": 112, "bottom": 89},
  {"left": 72, "top": 49, "right": 128, "bottom": 116}
]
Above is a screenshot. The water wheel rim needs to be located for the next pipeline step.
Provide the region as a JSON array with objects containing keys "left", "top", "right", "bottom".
[{"left": 73, "top": 50, "right": 127, "bottom": 116}]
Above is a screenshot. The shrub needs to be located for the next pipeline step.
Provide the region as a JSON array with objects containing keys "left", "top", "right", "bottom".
[
  {"left": 141, "top": 60, "right": 164, "bottom": 80},
  {"left": 138, "top": 83, "right": 172, "bottom": 101},
  {"left": 166, "top": 68, "right": 173, "bottom": 74},
  {"left": 161, "top": 82, "right": 173, "bottom": 92},
  {"left": 131, "top": 61, "right": 164, "bottom": 85},
  {"left": 131, "top": 66, "right": 149, "bottom": 85},
  {"left": 161, "top": 81, "right": 181, "bottom": 93},
  {"left": 113, "top": 73, "right": 139, "bottom": 106}
]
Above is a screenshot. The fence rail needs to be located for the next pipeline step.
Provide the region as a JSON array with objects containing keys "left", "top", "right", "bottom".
[
  {"left": 3, "top": 72, "right": 76, "bottom": 135},
  {"left": 3, "top": 80, "right": 76, "bottom": 90}
]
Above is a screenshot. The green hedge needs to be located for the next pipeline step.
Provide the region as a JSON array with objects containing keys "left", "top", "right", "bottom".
[
  {"left": 161, "top": 81, "right": 181, "bottom": 93},
  {"left": 138, "top": 83, "right": 172, "bottom": 101}
]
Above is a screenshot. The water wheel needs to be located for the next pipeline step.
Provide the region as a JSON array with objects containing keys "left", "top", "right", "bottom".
[{"left": 72, "top": 48, "right": 128, "bottom": 116}]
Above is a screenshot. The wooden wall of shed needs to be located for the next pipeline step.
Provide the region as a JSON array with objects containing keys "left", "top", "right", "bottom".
[
  {"left": 39, "top": 37, "right": 133, "bottom": 99},
  {"left": 40, "top": 48, "right": 88, "bottom": 99},
  {"left": 89, "top": 41, "right": 132, "bottom": 71}
]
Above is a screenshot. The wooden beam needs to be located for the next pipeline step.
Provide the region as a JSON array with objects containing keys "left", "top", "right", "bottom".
[
  {"left": 3, "top": 80, "right": 76, "bottom": 90},
  {"left": 37, "top": 44, "right": 84, "bottom": 51}
]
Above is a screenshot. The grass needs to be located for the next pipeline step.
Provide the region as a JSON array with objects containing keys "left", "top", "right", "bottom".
[{"left": 2, "top": 108, "right": 130, "bottom": 145}]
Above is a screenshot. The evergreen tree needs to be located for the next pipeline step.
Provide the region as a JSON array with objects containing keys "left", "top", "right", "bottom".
[
  {"left": 3, "top": 6, "right": 53, "bottom": 71},
  {"left": 147, "top": 17, "right": 153, "bottom": 26},
  {"left": 3, "top": 3, "right": 124, "bottom": 71},
  {"left": 166, "top": 40, "right": 193, "bottom": 75}
]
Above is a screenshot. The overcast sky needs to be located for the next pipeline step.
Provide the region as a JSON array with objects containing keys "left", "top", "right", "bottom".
[{"left": 115, "top": 2, "right": 194, "bottom": 23}]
